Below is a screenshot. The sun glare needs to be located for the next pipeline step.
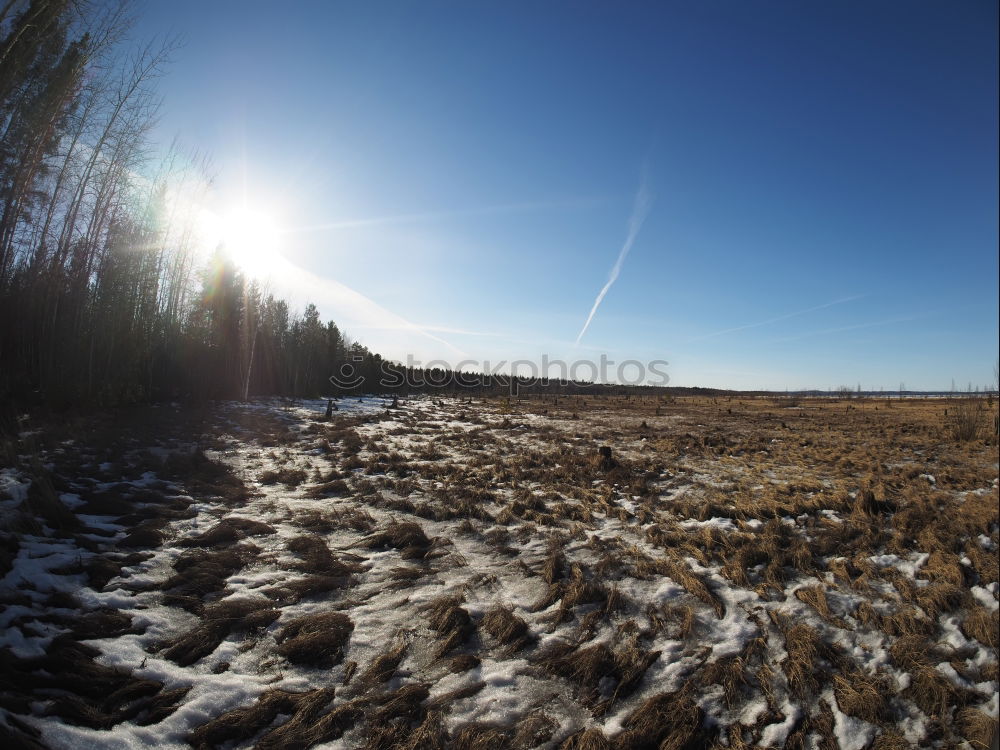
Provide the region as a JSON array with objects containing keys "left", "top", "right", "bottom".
[
  {"left": 220, "top": 206, "right": 283, "bottom": 277},
  {"left": 198, "top": 204, "right": 285, "bottom": 279}
]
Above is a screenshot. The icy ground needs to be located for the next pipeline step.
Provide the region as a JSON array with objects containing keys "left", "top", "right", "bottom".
[{"left": 0, "top": 395, "right": 996, "bottom": 748}]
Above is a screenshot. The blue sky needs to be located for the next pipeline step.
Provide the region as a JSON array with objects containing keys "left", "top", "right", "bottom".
[{"left": 134, "top": 1, "right": 998, "bottom": 390}]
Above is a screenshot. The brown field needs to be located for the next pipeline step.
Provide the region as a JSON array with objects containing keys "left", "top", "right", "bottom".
[{"left": 0, "top": 393, "right": 997, "bottom": 749}]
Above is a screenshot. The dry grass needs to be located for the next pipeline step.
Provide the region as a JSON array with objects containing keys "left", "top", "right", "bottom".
[
  {"left": 698, "top": 649, "right": 759, "bottom": 711},
  {"left": 480, "top": 605, "right": 532, "bottom": 652},
  {"left": 356, "top": 636, "right": 409, "bottom": 688},
  {"left": 513, "top": 712, "right": 559, "bottom": 748},
  {"left": 287, "top": 535, "right": 359, "bottom": 578},
  {"left": 6, "top": 394, "right": 996, "bottom": 748},
  {"left": 833, "top": 671, "right": 894, "bottom": 724},
  {"left": 305, "top": 477, "right": 350, "bottom": 498},
  {"left": 560, "top": 727, "right": 612, "bottom": 749},
  {"left": 948, "top": 395, "right": 987, "bottom": 441},
  {"left": 647, "top": 556, "right": 725, "bottom": 618},
  {"left": 260, "top": 467, "right": 308, "bottom": 487},
  {"left": 537, "top": 641, "right": 615, "bottom": 699},
  {"left": 794, "top": 585, "right": 847, "bottom": 628},
  {"left": 781, "top": 624, "right": 832, "bottom": 698},
  {"left": 160, "top": 543, "right": 261, "bottom": 613},
  {"left": 450, "top": 722, "right": 514, "bottom": 750},
  {"left": 359, "top": 521, "right": 432, "bottom": 559},
  {"left": 956, "top": 707, "right": 999, "bottom": 749},
  {"left": 542, "top": 545, "right": 567, "bottom": 584},
  {"left": 21, "top": 465, "right": 81, "bottom": 534},
  {"left": 424, "top": 681, "right": 486, "bottom": 711},
  {"left": 0, "top": 638, "right": 187, "bottom": 732},
  {"left": 187, "top": 689, "right": 303, "bottom": 749},
  {"left": 613, "top": 691, "right": 713, "bottom": 749},
  {"left": 252, "top": 687, "right": 342, "bottom": 749},
  {"left": 161, "top": 598, "right": 279, "bottom": 666},
  {"left": 275, "top": 612, "right": 354, "bottom": 667},
  {"left": 960, "top": 606, "right": 999, "bottom": 649},
  {"left": 180, "top": 516, "right": 275, "bottom": 547},
  {"left": 870, "top": 730, "right": 912, "bottom": 750},
  {"left": 390, "top": 709, "right": 448, "bottom": 750},
  {"left": 425, "top": 594, "right": 475, "bottom": 658},
  {"left": 904, "top": 664, "right": 965, "bottom": 718}
]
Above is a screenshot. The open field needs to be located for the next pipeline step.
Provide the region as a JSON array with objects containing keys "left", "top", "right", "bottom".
[{"left": 1, "top": 394, "right": 997, "bottom": 749}]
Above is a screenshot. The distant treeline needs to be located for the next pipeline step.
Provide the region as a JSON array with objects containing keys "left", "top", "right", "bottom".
[{"left": 366, "top": 365, "right": 678, "bottom": 398}]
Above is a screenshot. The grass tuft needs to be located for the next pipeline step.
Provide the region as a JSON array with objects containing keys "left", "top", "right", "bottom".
[{"left": 275, "top": 612, "right": 354, "bottom": 667}]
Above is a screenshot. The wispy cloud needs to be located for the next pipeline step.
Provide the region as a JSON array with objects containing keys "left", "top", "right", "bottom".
[
  {"left": 252, "top": 254, "right": 467, "bottom": 358},
  {"left": 415, "top": 324, "right": 508, "bottom": 337},
  {"left": 765, "top": 312, "right": 931, "bottom": 344},
  {"left": 575, "top": 169, "right": 653, "bottom": 345},
  {"left": 354, "top": 324, "right": 614, "bottom": 353},
  {"left": 686, "top": 295, "right": 864, "bottom": 343},
  {"left": 354, "top": 323, "right": 506, "bottom": 338},
  {"left": 284, "top": 196, "right": 604, "bottom": 234}
]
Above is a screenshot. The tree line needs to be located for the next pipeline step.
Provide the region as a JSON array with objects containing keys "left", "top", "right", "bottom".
[{"left": 0, "top": 0, "right": 390, "bottom": 410}]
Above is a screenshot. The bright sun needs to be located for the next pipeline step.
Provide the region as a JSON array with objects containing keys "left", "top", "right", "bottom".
[{"left": 200, "top": 205, "right": 284, "bottom": 279}]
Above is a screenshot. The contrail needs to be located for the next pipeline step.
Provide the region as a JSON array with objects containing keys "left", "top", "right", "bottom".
[
  {"left": 765, "top": 312, "right": 930, "bottom": 344},
  {"left": 575, "top": 172, "right": 652, "bottom": 345},
  {"left": 284, "top": 197, "right": 605, "bottom": 234},
  {"left": 686, "top": 295, "right": 865, "bottom": 343}
]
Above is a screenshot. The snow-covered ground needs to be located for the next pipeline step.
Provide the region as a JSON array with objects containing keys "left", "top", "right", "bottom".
[{"left": 0, "top": 395, "right": 996, "bottom": 748}]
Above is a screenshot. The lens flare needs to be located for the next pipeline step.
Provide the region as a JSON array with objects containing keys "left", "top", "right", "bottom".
[{"left": 198, "top": 205, "right": 284, "bottom": 278}]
